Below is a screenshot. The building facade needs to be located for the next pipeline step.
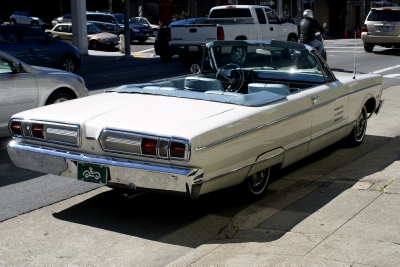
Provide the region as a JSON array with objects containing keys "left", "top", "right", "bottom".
[{"left": 1, "top": 0, "right": 399, "bottom": 37}]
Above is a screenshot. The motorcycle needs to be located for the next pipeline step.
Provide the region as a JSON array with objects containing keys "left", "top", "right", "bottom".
[{"left": 300, "top": 22, "right": 328, "bottom": 61}]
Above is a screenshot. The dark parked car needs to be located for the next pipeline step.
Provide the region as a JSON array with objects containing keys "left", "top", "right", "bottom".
[
  {"left": 86, "top": 11, "right": 151, "bottom": 43},
  {"left": 0, "top": 24, "right": 81, "bottom": 72}
]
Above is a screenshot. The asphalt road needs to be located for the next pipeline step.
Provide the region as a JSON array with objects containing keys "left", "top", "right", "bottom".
[{"left": 0, "top": 38, "right": 400, "bottom": 265}]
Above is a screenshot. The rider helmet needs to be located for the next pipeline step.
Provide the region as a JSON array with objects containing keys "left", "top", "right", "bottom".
[{"left": 303, "top": 9, "right": 313, "bottom": 19}]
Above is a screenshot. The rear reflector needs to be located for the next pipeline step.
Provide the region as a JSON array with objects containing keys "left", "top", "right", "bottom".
[{"left": 9, "top": 120, "right": 22, "bottom": 136}]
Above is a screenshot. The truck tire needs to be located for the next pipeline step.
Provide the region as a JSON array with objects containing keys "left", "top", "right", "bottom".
[
  {"left": 364, "top": 44, "right": 374, "bottom": 52},
  {"left": 160, "top": 53, "right": 172, "bottom": 62},
  {"left": 229, "top": 46, "right": 247, "bottom": 64}
]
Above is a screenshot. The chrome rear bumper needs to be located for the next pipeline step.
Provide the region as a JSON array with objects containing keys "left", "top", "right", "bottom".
[{"left": 7, "top": 140, "right": 204, "bottom": 199}]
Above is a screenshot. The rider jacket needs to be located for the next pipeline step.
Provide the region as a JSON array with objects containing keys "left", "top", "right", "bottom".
[{"left": 299, "top": 17, "right": 325, "bottom": 43}]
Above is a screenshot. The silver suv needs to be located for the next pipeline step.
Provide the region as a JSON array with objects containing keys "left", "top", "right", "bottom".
[
  {"left": 361, "top": 7, "right": 400, "bottom": 52},
  {"left": 9, "top": 11, "right": 44, "bottom": 26}
]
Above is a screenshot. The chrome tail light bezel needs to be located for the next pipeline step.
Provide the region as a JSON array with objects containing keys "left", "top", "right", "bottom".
[
  {"left": 8, "top": 119, "right": 81, "bottom": 147},
  {"left": 99, "top": 129, "right": 191, "bottom": 161}
]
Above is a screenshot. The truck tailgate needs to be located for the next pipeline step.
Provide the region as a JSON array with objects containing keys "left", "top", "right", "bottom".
[{"left": 169, "top": 24, "right": 218, "bottom": 45}]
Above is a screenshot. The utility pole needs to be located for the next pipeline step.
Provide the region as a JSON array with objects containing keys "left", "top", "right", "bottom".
[{"left": 123, "top": 0, "right": 131, "bottom": 57}]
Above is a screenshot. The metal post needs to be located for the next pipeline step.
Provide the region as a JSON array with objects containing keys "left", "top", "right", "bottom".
[{"left": 123, "top": 0, "right": 131, "bottom": 57}]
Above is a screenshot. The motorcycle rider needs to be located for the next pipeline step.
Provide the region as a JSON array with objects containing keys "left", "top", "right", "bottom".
[{"left": 299, "top": 9, "right": 325, "bottom": 56}]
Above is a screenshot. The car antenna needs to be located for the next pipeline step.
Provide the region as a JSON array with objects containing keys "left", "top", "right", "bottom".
[{"left": 353, "top": 30, "right": 357, "bottom": 79}]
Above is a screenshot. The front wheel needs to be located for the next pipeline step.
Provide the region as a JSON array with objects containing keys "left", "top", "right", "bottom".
[
  {"left": 345, "top": 106, "right": 367, "bottom": 147},
  {"left": 89, "top": 40, "right": 99, "bottom": 50},
  {"left": 45, "top": 92, "right": 73, "bottom": 105}
]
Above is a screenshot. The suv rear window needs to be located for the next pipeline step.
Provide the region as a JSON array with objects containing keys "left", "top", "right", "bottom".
[{"left": 367, "top": 10, "right": 400, "bottom": 21}]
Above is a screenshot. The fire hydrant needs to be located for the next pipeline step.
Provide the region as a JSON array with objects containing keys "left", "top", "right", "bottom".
[{"left": 119, "top": 34, "right": 125, "bottom": 53}]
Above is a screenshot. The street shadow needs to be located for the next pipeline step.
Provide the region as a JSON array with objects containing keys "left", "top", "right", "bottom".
[
  {"left": 53, "top": 134, "right": 397, "bottom": 247},
  {"left": 374, "top": 48, "right": 400, "bottom": 56},
  {"left": 0, "top": 137, "right": 45, "bottom": 187}
]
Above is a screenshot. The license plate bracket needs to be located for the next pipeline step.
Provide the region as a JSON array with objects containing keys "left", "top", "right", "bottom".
[{"left": 77, "top": 162, "right": 107, "bottom": 184}]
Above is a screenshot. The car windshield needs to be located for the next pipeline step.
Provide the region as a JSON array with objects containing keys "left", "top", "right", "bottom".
[
  {"left": 367, "top": 10, "right": 400, "bottom": 21},
  {"left": 113, "top": 14, "right": 125, "bottom": 24},
  {"left": 208, "top": 40, "right": 325, "bottom": 77},
  {"left": 87, "top": 24, "right": 102, "bottom": 34}
]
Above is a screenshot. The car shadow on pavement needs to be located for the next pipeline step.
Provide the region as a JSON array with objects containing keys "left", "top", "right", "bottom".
[
  {"left": 0, "top": 137, "right": 45, "bottom": 187},
  {"left": 374, "top": 48, "right": 400, "bottom": 56},
  {"left": 52, "top": 134, "right": 398, "bottom": 247}
]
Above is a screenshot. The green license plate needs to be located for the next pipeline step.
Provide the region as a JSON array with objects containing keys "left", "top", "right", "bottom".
[{"left": 77, "top": 162, "right": 107, "bottom": 184}]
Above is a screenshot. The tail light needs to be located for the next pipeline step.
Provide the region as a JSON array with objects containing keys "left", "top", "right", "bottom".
[
  {"left": 9, "top": 120, "right": 23, "bottom": 136},
  {"left": 170, "top": 140, "right": 188, "bottom": 159},
  {"left": 31, "top": 123, "right": 45, "bottom": 139},
  {"left": 141, "top": 138, "right": 157, "bottom": 156},
  {"left": 217, "top": 26, "right": 225, "bottom": 40},
  {"left": 362, "top": 24, "right": 368, "bottom": 33},
  {"left": 8, "top": 119, "right": 80, "bottom": 146}
]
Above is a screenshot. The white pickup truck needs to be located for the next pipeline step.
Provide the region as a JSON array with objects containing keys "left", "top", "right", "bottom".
[{"left": 154, "top": 5, "right": 299, "bottom": 65}]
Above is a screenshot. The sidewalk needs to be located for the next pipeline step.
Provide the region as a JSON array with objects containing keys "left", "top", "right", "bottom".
[
  {"left": 168, "top": 156, "right": 400, "bottom": 266},
  {"left": 167, "top": 86, "right": 400, "bottom": 266},
  {"left": 81, "top": 49, "right": 156, "bottom": 65}
]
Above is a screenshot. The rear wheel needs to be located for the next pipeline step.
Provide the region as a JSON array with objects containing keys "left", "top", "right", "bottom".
[
  {"left": 364, "top": 44, "right": 374, "bottom": 52},
  {"left": 241, "top": 167, "right": 271, "bottom": 201},
  {"left": 345, "top": 105, "right": 367, "bottom": 147},
  {"left": 60, "top": 55, "right": 76, "bottom": 73},
  {"left": 160, "top": 53, "right": 172, "bottom": 62}
]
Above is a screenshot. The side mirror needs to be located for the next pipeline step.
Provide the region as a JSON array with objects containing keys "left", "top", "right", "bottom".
[
  {"left": 190, "top": 64, "right": 201, "bottom": 74},
  {"left": 11, "top": 62, "right": 23, "bottom": 73}
]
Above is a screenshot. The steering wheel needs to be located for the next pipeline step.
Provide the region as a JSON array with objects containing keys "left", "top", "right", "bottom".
[{"left": 215, "top": 63, "right": 245, "bottom": 92}]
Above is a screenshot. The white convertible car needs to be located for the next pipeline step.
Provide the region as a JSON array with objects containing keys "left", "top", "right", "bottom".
[
  {"left": 7, "top": 40, "right": 384, "bottom": 200},
  {"left": 0, "top": 50, "right": 88, "bottom": 137}
]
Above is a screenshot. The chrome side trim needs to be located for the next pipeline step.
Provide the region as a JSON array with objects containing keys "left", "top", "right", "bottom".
[
  {"left": 195, "top": 84, "right": 380, "bottom": 152},
  {"left": 194, "top": 108, "right": 311, "bottom": 151},
  {"left": 201, "top": 163, "right": 253, "bottom": 184}
]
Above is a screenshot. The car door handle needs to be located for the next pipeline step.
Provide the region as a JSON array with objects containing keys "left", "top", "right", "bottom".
[{"left": 270, "top": 27, "right": 273, "bottom": 31}]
